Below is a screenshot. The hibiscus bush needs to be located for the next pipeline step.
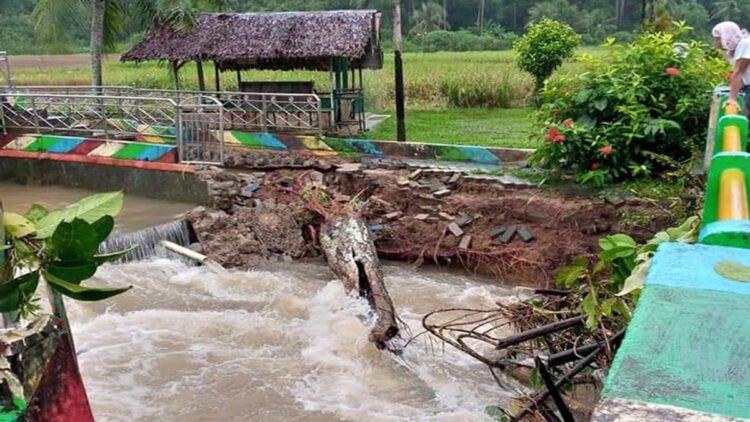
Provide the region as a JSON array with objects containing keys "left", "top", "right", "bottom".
[{"left": 530, "top": 23, "right": 728, "bottom": 186}]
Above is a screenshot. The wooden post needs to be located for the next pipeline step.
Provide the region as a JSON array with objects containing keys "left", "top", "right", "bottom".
[
  {"left": 214, "top": 61, "right": 221, "bottom": 92},
  {"left": 392, "top": 0, "right": 406, "bottom": 142},
  {"left": 236, "top": 70, "right": 242, "bottom": 91},
  {"left": 196, "top": 60, "right": 206, "bottom": 93}
]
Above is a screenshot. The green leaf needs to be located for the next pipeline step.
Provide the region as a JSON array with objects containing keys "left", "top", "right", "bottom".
[
  {"left": 94, "top": 244, "right": 138, "bottom": 265},
  {"left": 555, "top": 265, "right": 585, "bottom": 288},
  {"left": 25, "top": 204, "right": 49, "bottom": 223},
  {"left": 48, "top": 219, "right": 100, "bottom": 261},
  {"left": 46, "top": 260, "right": 98, "bottom": 284},
  {"left": 601, "top": 298, "right": 616, "bottom": 317},
  {"left": 91, "top": 215, "right": 114, "bottom": 245},
  {"left": 35, "top": 191, "right": 124, "bottom": 239},
  {"left": 593, "top": 98, "right": 608, "bottom": 111},
  {"left": 0, "top": 271, "right": 39, "bottom": 313},
  {"left": 4, "top": 213, "right": 36, "bottom": 238},
  {"left": 0, "top": 245, "right": 10, "bottom": 252},
  {"left": 714, "top": 260, "right": 750, "bottom": 283},
  {"left": 618, "top": 261, "right": 650, "bottom": 295},
  {"left": 582, "top": 293, "right": 597, "bottom": 317},
  {"left": 43, "top": 271, "right": 131, "bottom": 302}
]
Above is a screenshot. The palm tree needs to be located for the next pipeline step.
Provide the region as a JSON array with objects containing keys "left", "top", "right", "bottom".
[
  {"left": 410, "top": 2, "right": 448, "bottom": 36},
  {"left": 710, "top": 0, "right": 742, "bottom": 20},
  {"left": 33, "top": 0, "right": 230, "bottom": 88}
]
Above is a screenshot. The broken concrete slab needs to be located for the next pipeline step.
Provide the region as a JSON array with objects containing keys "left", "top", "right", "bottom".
[
  {"left": 490, "top": 226, "right": 507, "bottom": 238},
  {"left": 384, "top": 211, "right": 402, "bottom": 221},
  {"left": 517, "top": 225, "right": 535, "bottom": 242},
  {"left": 409, "top": 169, "right": 422, "bottom": 179},
  {"left": 336, "top": 163, "right": 362, "bottom": 173},
  {"left": 459, "top": 235, "right": 473, "bottom": 250},
  {"left": 455, "top": 215, "right": 474, "bottom": 227},
  {"left": 448, "top": 173, "right": 461, "bottom": 184},
  {"left": 499, "top": 226, "right": 517, "bottom": 244},
  {"left": 397, "top": 177, "right": 410, "bottom": 186},
  {"left": 413, "top": 213, "right": 430, "bottom": 221},
  {"left": 439, "top": 212, "right": 455, "bottom": 221},
  {"left": 240, "top": 182, "right": 260, "bottom": 198},
  {"left": 447, "top": 222, "right": 464, "bottom": 237},
  {"left": 429, "top": 183, "right": 446, "bottom": 193},
  {"left": 434, "top": 189, "right": 452, "bottom": 199},
  {"left": 498, "top": 175, "right": 535, "bottom": 187}
]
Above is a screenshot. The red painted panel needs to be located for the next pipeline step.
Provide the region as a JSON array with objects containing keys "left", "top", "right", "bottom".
[
  {"left": 69, "top": 139, "right": 105, "bottom": 155},
  {"left": 24, "top": 335, "right": 94, "bottom": 422},
  {"left": 156, "top": 149, "right": 178, "bottom": 163},
  {"left": 0, "top": 134, "right": 17, "bottom": 149}
]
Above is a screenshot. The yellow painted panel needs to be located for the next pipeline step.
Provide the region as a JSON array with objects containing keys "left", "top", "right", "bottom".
[{"left": 718, "top": 169, "right": 749, "bottom": 221}]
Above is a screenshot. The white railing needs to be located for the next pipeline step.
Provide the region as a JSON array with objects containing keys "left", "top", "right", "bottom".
[
  {"left": 0, "top": 91, "right": 225, "bottom": 165},
  {"left": 4, "top": 86, "right": 324, "bottom": 134}
]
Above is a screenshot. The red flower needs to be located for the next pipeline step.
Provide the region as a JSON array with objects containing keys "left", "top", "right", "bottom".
[
  {"left": 591, "top": 162, "right": 602, "bottom": 170},
  {"left": 554, "top": 134, "right": 566, "bottom": 142},
  {"left": 599, "top": 145, "right": 613, "bottom": 155},
  {"left": 545, "top": 127, "right": 560, "bottom": 141},
  {"left": 563, "top": 119, "right": 574, "bottom": 128},
  {"left": 665, "top": 67, "right": 680, "bottom": 76}
]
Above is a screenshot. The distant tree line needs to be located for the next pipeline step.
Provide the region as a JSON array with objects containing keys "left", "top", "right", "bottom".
[{"left": 0, "top": 0, "right": 745, "bottom": 54}]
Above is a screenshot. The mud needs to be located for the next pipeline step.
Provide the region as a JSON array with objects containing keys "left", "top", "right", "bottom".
[{"left": 187, "top": 150, "right": 673, "bottom": 286}]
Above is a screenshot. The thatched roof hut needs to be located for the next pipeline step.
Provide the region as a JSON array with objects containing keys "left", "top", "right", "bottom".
[{"left": 121, "top": 10, "right": 383, "bottom": 72}]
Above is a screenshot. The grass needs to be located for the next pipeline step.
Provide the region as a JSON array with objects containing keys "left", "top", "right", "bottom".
[
  {"left": 364, "top": 108, "right": 538, "bottom": 149},
  {"left": 9, "top": 48, "right": 610, "bottom": 110},
  {"left": 5, "top": 48, "right": 612, "bottom": 149}
]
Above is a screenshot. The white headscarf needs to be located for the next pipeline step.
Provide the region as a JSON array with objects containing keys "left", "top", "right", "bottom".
[{"left": 712, "top": 21, "right": 749, "bottom": 53}]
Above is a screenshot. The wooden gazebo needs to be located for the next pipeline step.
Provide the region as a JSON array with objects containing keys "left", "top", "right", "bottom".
[{"left": 121, "top": 10, "right": 383, "bottom": 134}]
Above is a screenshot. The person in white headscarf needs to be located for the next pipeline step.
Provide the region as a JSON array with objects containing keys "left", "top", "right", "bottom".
[{"left": 713, "top": 21, "right": 750, "bottom": 111}]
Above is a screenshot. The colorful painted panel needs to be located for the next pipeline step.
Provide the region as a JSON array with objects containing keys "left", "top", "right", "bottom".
[{"left": 0, "top": 134, "right": 177, "bottom": 163}]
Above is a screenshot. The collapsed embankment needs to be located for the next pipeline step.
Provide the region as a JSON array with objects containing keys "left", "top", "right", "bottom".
[{"left": 187, "top": 150, "right": 674, "bottom": 287}]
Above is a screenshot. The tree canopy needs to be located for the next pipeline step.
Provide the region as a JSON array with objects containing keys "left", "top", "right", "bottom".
[{"left": 0, "top": 0, "right": 739, "bottom": 54}]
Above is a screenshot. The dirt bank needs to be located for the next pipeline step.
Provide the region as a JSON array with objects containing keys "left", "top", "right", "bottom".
[{"left": 187, "top": 150, "right": 674, "bottom": 287}]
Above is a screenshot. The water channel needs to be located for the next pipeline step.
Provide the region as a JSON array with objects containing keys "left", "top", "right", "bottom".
[{"left": 2, "top": 182, "right": 516, "bottom": 421}]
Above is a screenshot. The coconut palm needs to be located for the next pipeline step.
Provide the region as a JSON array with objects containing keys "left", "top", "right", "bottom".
[
  {"left": 32, "top": 0, "right": 230, "bottom": 88},
  {"left": 710, "top": 0, "right": 742, "bottom": 20},
  {"left": 409, "top": 2, "right": 448, "bottom": 36}
]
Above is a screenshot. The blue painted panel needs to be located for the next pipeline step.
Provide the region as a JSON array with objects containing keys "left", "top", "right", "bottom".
[
  {"left": 135, "top": 145, "right": 174, "bottom": 161},
  {"left": 46, "top": 137, "right": 84, "bottom": 153},
  {"left": 255, "top": 133, "right": 287, "bottom": 150},
  {"left": 456, "top": 146, "right": 500, "bottom": 164},
  {"left": 647, "top": 242, "right": 750, "bottom": 296},
  {"left": 346, "top": 139, "right": 384, "bottom": 156}
]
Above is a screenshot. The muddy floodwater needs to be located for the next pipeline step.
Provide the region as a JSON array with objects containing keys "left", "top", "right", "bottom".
[{"left": 2, "top": 183, "right": 517, "bottom": 421}]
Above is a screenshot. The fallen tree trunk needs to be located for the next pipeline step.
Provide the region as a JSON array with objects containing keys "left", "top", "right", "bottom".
[{"left": 320, "top": 216, "right": 400, "bottom": 350}]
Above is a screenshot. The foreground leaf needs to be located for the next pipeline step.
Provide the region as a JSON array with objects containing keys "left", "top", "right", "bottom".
[
  {"left": 46, "top": 260, "right": 98, "bottom": 284},
  {"left": 0, "top": 271, "right": 39, "bottom": 313},
  {"left": 35, "top": 191, "right": 124, "bottom": 239},
  {"left": 94, "top": 244, "right": 138, "bottom": 265},
  {"left": 715, "top": 260, "right": 750, "bottom": 283},
  {"left": 25, "top": 204, "right": 49, "bottom": 223},
  {"left": 43, "top": 271, "right": 131, "bottom": 302},
  {"left": 91, "top": 215, "right": 115, "bottom": 244},
  {"left": 4, "top": 213, "right": 36, "bottom": 238},
  {"left": 618, "top": 261, "right": 650, "bottom": 296},
  {"left": 48, "top": 218, "right": 100, "bottom": 261}
]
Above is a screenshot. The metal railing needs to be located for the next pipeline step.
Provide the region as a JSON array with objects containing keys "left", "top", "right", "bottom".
[
  {"left": 4, "top": 86, "right": 324, "bottom": 134},
  {"left": 0, "top": 91, "right": 225, "bottom": 165},
  {"left": 1, "top": 92, "right": 179, "bottom": 141}
]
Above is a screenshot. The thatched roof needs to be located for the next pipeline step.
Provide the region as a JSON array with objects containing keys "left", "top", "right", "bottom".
[{"left": 121, "top": 10, "right": 383, "bottom": 71}]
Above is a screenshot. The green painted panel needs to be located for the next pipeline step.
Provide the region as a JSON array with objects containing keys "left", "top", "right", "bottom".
[
  {"left": 603, "top": 285, "right": 750, "bottom": 419},
  {"left": 111, "top": 143, "right": 149, "bottom": 160},
  {"left": 24, "top": 136, "right": 61, "bottom": 152},
  {"left": 715, "top": 115, "right": 748, "bottom": 154},
  {"left": 231, "top": 131, "right": 263, "bottom": 149},
  {"left": 701, "top": 152, "right": 750, "bottom": 228}
]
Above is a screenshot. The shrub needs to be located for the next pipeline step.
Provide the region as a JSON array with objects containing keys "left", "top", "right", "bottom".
[
  {"left": 411, "top": 30, "right": 517, "bottom": 52},
  {"left": 530, "top": 24, "right": 728, "bottom": 186},
  {"left": 514, "top": 19, "right": 580, "bottom": 95}
]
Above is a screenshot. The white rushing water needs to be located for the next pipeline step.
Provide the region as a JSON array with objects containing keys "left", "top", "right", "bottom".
[
  {"left": 2, "top": 182, "right": 519, "bottom": 421},
  {"left": 67, "top": 260, "right": 518, "bottom": 422}
]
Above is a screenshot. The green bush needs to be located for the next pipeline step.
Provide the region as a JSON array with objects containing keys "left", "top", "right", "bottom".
[
  {"left": 411, "top": 30, "right": 517, "bottom": 52},
  {"left": 530, "top": 24, "right": 728, "bottom": 186},
  {"left": 515, "top": 19, "right": 580, "bottom": 94}
]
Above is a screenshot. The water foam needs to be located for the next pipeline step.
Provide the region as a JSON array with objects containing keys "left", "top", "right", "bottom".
[{"left": 69, "top": 259, "right": 512, "bottom": 421}]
